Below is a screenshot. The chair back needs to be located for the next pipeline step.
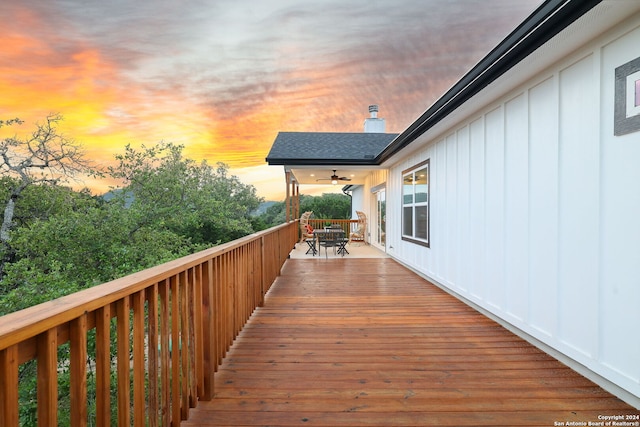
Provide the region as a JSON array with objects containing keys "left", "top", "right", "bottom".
[
  {"left": 299, "top": 211, "right": 313, "bottom": 242},
  {"left": 355, "top": 211, "right": 367, "bottom": 232},
  {"left": 316, "top": 230, "right": 346, "bottom": 258},
  {"left": 348, "top": 211, "right": 367, "bottom": 244}
]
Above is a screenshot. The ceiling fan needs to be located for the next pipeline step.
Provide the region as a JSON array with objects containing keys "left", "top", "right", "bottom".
[{"left": 316, "top": 170, "right": 352, "bottom": 185}]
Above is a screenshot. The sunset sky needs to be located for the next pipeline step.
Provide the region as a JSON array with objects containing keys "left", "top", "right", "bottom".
[{"left": 0, "top": 0, "right": 541, "bottom": 200}]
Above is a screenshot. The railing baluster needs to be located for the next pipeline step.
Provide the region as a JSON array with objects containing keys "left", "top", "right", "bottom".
[
  {"left": 70, "top": 314, "right": 88, "bottom": 427},
  {"left": 180, "top": 271, "right": 189, "bottom": 419},
  {"left": 37, "top": 328, "right": 57, "bottom": 427},
  {"left": 215, "top": 255, "right": 224, "bottom": 368},
  {"left": 132, "top": 291, "right": 145, "bottom": 427},
  {"left": 159, "top": 279, "right": 171, "bottom": 427},
  {"left": 202, "top": 258, "right": 215, "bottom": 400},
  {"left": 147, "top": 284, "right": 159, "bottom": 427},
  {"left": 188, "top": 267, "right": 197, "bottom": 408},
  {"left": 95, "top": 305, "right": 111, "bottom": 427},
  {"left": 194, "top": 263, "right": 205, "bottom": 399},
  {"left": 219, "top": 253, "right": 227, "bottom": 359},
  {"left": 220, "top": 254, "right": 228, "bottom": 363},
  {"left": 170, "top": 275, "right": 181, "bottom": 424},
  {"left": 0, "top": 345, "right": 19, "bottom": 427},
  {"left": 116, "top": 297, "right": 131, "bottom": 427}
]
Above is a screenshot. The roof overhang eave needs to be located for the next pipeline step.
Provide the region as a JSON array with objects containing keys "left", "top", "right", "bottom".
[
  {"left": 266, "top": 157, "right": 379, "bottom": 167},
  {"left": 375, "top": 0, "right": 602, "bottom": 165}
]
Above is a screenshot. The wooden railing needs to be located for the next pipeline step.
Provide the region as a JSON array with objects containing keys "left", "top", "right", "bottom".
[
  {"left": 307, "top": 219, "right": 358, "bottom": 235},
  {"left": 306, "top": 219, "right": 364, "bottom": 243},
  {"left": 0, "top": 221, "right": 298, "bottom": 427}
]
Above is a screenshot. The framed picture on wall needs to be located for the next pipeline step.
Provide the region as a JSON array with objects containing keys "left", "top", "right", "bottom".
[{"left": 614, "top": 56, "right": 640, "bottom": 136}]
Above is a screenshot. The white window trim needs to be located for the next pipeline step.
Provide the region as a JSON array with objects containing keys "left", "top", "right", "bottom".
[{"left": 401, "top": 159, "right": 430, "bottom": 248}]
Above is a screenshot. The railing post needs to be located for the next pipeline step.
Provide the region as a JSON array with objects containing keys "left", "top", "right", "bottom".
[
  {"left": 179, "top": 271, "right": 190, "bottom": 420},
  {"left": 116, "top": 297, "right": 131, "bottom": 427},
  {"left": 0, "top": 345, "right": 19, "bottom": 427},
  {"left": 70, "top": 314, "right": 88, "bottom": 427},
  {"left": 146, "top": 284, "right": 159, "bottom": 427},
  {"left": 170, "top": 275, "right": 181, "bottom": 424},
  {"left": 132, "top": 291, "right": 146, "bottom": 427},
  {"left": 37, "top": 329, "right": 58, "bottom": 427},
  {"left": 201, "top": 259, "right": 215, "bottom": 400},
  {"left": 260, "top": 235, "right": 266, "bottom": 307},
  {"left": 159, "top": 280, "right": 171, "bottom": 426},
  {"left": 194, "top": 264, "right": 205, "bottom": 400},
  {"left": 95, "top": 306, "right": 111, "bottom": 427}
]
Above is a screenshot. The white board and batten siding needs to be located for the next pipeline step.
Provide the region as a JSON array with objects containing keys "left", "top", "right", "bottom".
[{"left": 385, "top": 13, "right": 640, "bottom": 404}]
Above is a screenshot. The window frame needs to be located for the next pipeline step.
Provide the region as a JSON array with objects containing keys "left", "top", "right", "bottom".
[{"left": 401, "top": 159, "right": 430, "bottom": 248}]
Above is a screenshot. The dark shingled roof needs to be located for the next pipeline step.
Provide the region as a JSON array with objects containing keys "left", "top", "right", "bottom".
[
  {"left": 266, "top": 132, "right": 398, "bottom": 166},
  {"left": 268, "top": 1, "right": 601, "bottom": 167}
]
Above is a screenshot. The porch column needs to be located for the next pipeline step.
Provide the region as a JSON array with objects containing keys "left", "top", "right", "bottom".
[
  {"left": 284, "top": 171, "right": 300, "bottom": 222},
  {"left": 293, "top": 180, "right": 300, "bottom": 220},
  {"left": 285, "top": 171, "right": 291, "bottom": 222}
]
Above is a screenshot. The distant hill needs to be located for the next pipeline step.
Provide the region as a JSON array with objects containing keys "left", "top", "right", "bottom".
[
  {"left": 252, "top": 201, "right": 279, "bottom": 216},
  {"left": 101, "top": 189, "right": 134, "bottom": 207},
  {"left": 102, "top": 191, "right": 278, "bottom": 216}
]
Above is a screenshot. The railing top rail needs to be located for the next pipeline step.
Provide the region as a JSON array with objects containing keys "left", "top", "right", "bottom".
[{"left": 0, "top": 221, "right": 295, "bottom": 351}]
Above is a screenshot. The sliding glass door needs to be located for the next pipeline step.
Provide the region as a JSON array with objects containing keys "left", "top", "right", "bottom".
[{"left": 374, "top": 189, "right": 386, "bottom": 250}]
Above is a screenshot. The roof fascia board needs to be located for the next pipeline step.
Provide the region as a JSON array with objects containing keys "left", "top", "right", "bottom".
[
  {"left": 375, "top": 0, "right": 602, "bottom": 164},
  {"left": 266, "top": 158, "right": 379, "bottom": 166}
]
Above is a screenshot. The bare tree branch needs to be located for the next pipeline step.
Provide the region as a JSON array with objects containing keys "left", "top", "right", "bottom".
[{"left": 0, "top": 114, "right": 95, "bottom": 249}]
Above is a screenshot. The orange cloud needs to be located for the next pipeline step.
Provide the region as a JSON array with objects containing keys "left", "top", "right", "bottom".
[{"left": 1, "top": 0, "right": 542, "bottom": 202}]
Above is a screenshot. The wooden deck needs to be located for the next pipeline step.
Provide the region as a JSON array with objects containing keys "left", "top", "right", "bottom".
[{"left": 183, "top": 258, "right": 637, "bottom": 426}]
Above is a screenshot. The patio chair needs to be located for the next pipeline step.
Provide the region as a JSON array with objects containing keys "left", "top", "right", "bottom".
[
  {"left": 316, "top": 230, "right": 346, "bottom": 258},
  {"left": 348, "top": 211, "right": 367, "bottom": 245},
  {"left": 299, "top": 211, "right": 314, "bottom": 243}
]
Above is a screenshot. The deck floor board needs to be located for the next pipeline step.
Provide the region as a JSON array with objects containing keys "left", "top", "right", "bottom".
[{"left": 183, "top": 258, "right": 637, "bottom": 426}]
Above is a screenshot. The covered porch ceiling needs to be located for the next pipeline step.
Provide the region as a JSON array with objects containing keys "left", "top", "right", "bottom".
[{"left": 286, "top": 165, "right": 383, "bottom": 186}]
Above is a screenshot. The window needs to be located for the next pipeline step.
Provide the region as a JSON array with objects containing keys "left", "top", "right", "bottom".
[{"left": 402, "top": 159, "right": 429, "bottom": 247}]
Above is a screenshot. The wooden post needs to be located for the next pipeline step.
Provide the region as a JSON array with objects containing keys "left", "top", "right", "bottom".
[
  {"left": 285, "top": 171, "right": 291, "bottom": 222},
  {"left": 95, "top": 306, "right": 111, "bottom": 427},
  {"left": 37, "top": 329, "right": 58, "bottom": 427},
  {"left": 0, "top": 346, "right": 19, "bottom": 427},
  {"left": 202, "top": 260, "right": 215, "bottom": 400},
  {"left": 116, "top": 298, "right": 131, "bottom": 427},
  {"left": 294, "top": 180, "right": 300, "bottom": 220},
  {"left": 70, "top": 314, "right": 88, "bottom": 427}
]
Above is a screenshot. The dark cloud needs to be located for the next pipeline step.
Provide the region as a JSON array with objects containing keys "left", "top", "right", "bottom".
[
  {"left": 177, "top": 0, "right": 542, "bottom": 132},
  {"left": 1, "top": 0, "right": 542, "bottom": 175},
  {"left": 6, "top": 0, "right": 539, "bottom": 125}
]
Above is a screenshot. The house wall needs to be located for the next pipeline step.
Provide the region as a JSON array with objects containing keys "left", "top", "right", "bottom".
[
  {"left": 350, "top": 169, "right": 387, "bottom": 244},
  {"left": 350, "top": 187, "right": 365, "bottom": 222},
  {"left": 385, "top": 14, "right": 640, "bottom": 403}
]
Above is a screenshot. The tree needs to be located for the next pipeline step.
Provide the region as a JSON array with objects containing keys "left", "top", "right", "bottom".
[
  {"left": 0, "top": 115, "right": 94, "bottom": 272},
  {"left": 108, "top": 142, "right": 263, "bottom": 245},
  {"left": 301, "top": 193, "right": 351, "bottom": 220},
  {"left": 0, "top": 201, "right": 197, "bottom": 315},
  {"left": 256, "top": 193, "right": 352, "bottom": 228}
]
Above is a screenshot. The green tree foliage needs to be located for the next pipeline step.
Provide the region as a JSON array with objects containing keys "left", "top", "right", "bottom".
[
  {"left": 256, "top": 193, "right": 352, "bottom": 228},
  {"left": 108, "top": 142, "right": 263, "bottom": 245},
  {"left": 301, "top": 193, "right": 351, "bottom": 220},
  {"left": 0, "top": 135, "right": 263, "bottom": 316},
  {"left": 0, "top": 202, "right": 197, "bottom": 314},
  {"left": 0, "top": 115, "right": 93, "bottom": 236},
  {"left": 0, "top": 119, "right": 266, "bottom": 425},
  {"left": 0, "top": 115, "right": 95, "bottom": 275}
]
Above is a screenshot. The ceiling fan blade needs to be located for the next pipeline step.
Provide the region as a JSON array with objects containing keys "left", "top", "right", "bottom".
[{"left": 315, "top": 170, "right": 351, "bottom": 182}]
